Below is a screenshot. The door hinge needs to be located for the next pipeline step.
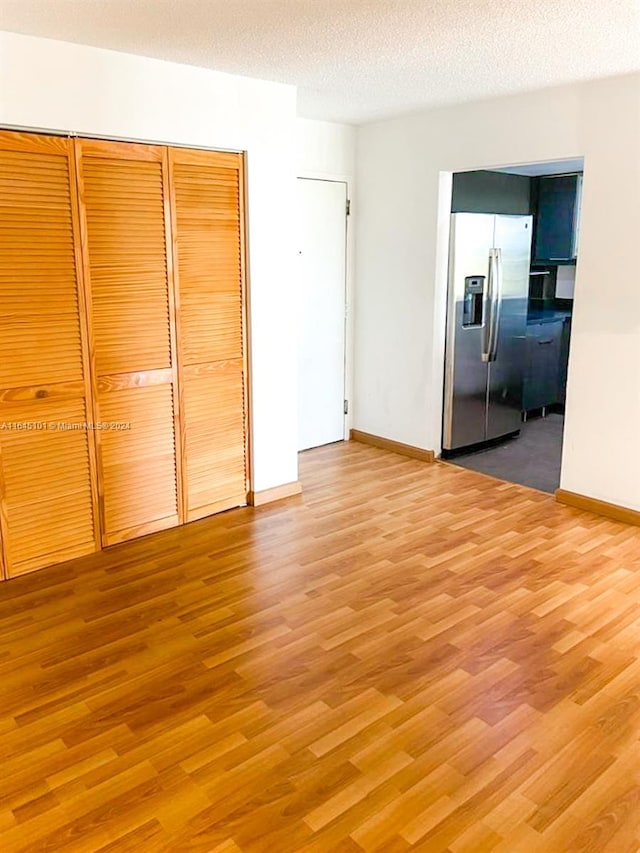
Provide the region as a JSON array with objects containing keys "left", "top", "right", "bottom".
[
  {"left": 346, "top": 199, "right": 351, "bottom": 216},
  {"left": 344, "top": 399, "right": 349, "bottom": 415}
]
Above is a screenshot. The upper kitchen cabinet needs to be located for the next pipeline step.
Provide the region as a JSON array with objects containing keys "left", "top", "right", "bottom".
[
  {"left": 533, "top": 174, "right": 582, "bottom": 264},
  {"left": 451, "top": 170, "right": 531, "bottom": 215}
]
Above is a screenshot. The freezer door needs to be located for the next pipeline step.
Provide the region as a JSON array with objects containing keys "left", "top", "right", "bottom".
[
  {"left": 443, "top": 213, "right": 494, "bottom": 450},
  {"left": 486, "top": 215, "right": 532, "bottom": 441}
]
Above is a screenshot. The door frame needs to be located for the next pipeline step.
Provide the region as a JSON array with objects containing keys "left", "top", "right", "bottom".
[{"left": 296, "top": 172, "right": 353, "bottom": 442}]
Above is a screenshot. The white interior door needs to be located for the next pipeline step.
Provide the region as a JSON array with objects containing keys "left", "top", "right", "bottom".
[{"left": 297, "top": 178, "right": 347, "bottom": 451}]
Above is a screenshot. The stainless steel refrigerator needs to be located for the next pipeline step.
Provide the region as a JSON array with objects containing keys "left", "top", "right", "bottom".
[{"left": 443, "top": 213, "right": 532, "bottom": 452}]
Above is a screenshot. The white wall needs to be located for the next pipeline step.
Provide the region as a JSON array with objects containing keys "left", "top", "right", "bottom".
[
  {"left": 355, "top": 73, "right": 640, "bottom": 510},
  {"left": 0, "top": 31, "right": 298, "bottom": 492},
  {"left": 296, "top": 118, "right": 356, "bottom": 179},
  {"left": 296, "top": 118, "right": 357, "bottom": 434}
]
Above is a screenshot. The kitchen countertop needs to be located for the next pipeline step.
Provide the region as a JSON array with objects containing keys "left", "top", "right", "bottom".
[{"left": 526, "top": 308, "right": 572, "bottom": 326}]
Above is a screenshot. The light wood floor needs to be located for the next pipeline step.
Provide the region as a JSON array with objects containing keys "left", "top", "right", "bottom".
[{"left": 1, "top": 441, "right": 639, "bottom": 852}]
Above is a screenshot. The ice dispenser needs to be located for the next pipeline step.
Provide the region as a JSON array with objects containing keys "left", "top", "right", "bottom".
[{"left": 463, "top": 275, "right": 485, "bottom": 327}]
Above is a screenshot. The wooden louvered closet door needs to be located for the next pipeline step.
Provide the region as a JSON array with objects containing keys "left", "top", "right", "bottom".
[
  {"left": 75, "top": 140, "right": 182, "bottom": 546},
  {"left": 168, "top": 148, "right": 248, "bottom": 522},
  {"left": 0, "top": 131, "right": 99, "bottom": 577}
]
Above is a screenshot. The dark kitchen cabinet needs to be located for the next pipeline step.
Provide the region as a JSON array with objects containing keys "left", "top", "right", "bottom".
[
  {"left": 523, "top": 320, "right": 564, "bottom": 412},
  {"left": 451, "top": 170, "right": 531, "bottom": 215},
  {"left": 533, "top": 174, "right": 582, "bottom": 264}
]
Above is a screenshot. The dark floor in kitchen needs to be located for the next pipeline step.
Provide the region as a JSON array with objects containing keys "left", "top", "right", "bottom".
[{"left": 450, "top": 413, "right": 564, "bottom": 493}]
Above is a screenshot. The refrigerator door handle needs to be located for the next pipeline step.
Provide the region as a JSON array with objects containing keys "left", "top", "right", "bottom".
[
  {"left": 490, "top": 248, "right": 503, "bottom": 361},
  {"left": 482, "top": 248, "right": 501, "bottom": 362},
  {"left": 481, "top": 250, "right": 493, "bottom": 362}
]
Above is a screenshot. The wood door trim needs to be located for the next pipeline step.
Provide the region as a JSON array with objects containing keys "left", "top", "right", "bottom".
[
  {"left": 0, "top": 130, "right": 69, "bottom": 154},
  {"left": 164, "top": 147, "right": 187, "bottom": 525},
  {"left": 181, "top": 359, "right": 244, "bottom": 378},
  {"left": 556, "top": 489, "right": 640, "bottom": 527},
  {"left": 162, "top": 147, "right": 185, "bottom": 526},
  {"left": 96, "top": 369, "right": 174, "bottom": 393},
  {"left": 239, "top": 151, "right": 252, "bottom": 497},
  {"left": 103, "top": 513, "right": 180, "bottom": 547},
  {"left": 350, "top": 429, "right": 436, "bottom": 463},
  {"left": 68, "top": 138, "right": 102, "bottom": 554},
  {"left": 0, "top": 438, "right": 9, "bottom": 579},
  {"left": 248, "top": 481, "right": 302, "bottom": 507},
  {"left": 8, "top": 540, "right": 97, "bottom": 578},
  {"left": 187, "top": 494, "right": 247, "bottom": 523},
  {"left": 77, "top": 138, "right": 165, "bottom": 162},
  {"left": 73, "top": 138, "right": 106, "bottom": 546},
  {"left": 165, "top": 148, "right": 241, "bottom": 170},
  {"left": 0, "top": 124, "right": 247, "bottom": 155},
  {"left": 0, "top": 380, "right": 86, "bottom": 403}
]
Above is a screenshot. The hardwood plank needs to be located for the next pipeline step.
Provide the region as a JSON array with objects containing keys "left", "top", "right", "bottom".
[{"left": 0, "top": 441, "right": 640, "bottom": 850}]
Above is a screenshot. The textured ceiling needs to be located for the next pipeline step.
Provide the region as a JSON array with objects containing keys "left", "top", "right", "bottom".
[{"left": 1, "top": 0, "right": 639, "bottom": 123}]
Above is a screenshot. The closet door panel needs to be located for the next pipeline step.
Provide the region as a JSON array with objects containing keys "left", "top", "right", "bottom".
[
  {"left": 0, "top": 399, "right": 96, "bottom": 573},
  {"left": 169, "top": 149, "right": 248, "bottom": 521},
  {"left": 180, "top": 289, "right": 242, "bottom": 365},
  {"left": 0, "top": 316, "right": 84, "bottom": 389},
  {"left": 182, "top": 362, "right": 246, "bottom": 521},
  {"left": 98, "top": 384, "right": 179, "bottom": 543},
  {"left": 173, "top": 164, "right": 243, "bottom": 365},
  {"left": 0, "top": 132, "right": 99, "bottom": 577},
  {"left": 81, "top": 155, "right": 172, "bottom": 375},
  {"left": 77, "top": 140, "right": 181, "bottom": 545},
  {"left": 0, "top": 149, "right": 83, "bottom": 386}
]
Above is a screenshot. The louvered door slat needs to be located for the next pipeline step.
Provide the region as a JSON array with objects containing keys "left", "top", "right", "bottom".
[
  {"left": 99, "top": 384, "right": 179, "bottom": 540},
  {"left": 1, "top": 399, "right": 96, "bottom": 569},
  {"left": 169, "top": 150, "right": 248, "bottom": 522},
  {"left": 182, "top": 362, "right": 246, "bottom": 516},
  {"left": 82, "top": 155, "right": 172, "bottom": 376},
  {"left": 0, "top": 131, "right": 99, "bottom": 577},
  {"left": 77, "top": 140, "right": 181, "bottom": 546}
]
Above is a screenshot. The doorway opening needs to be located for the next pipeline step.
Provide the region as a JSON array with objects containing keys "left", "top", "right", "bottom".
[{"left": 441, "top": 158, "right": 583, "bottom": 493}]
